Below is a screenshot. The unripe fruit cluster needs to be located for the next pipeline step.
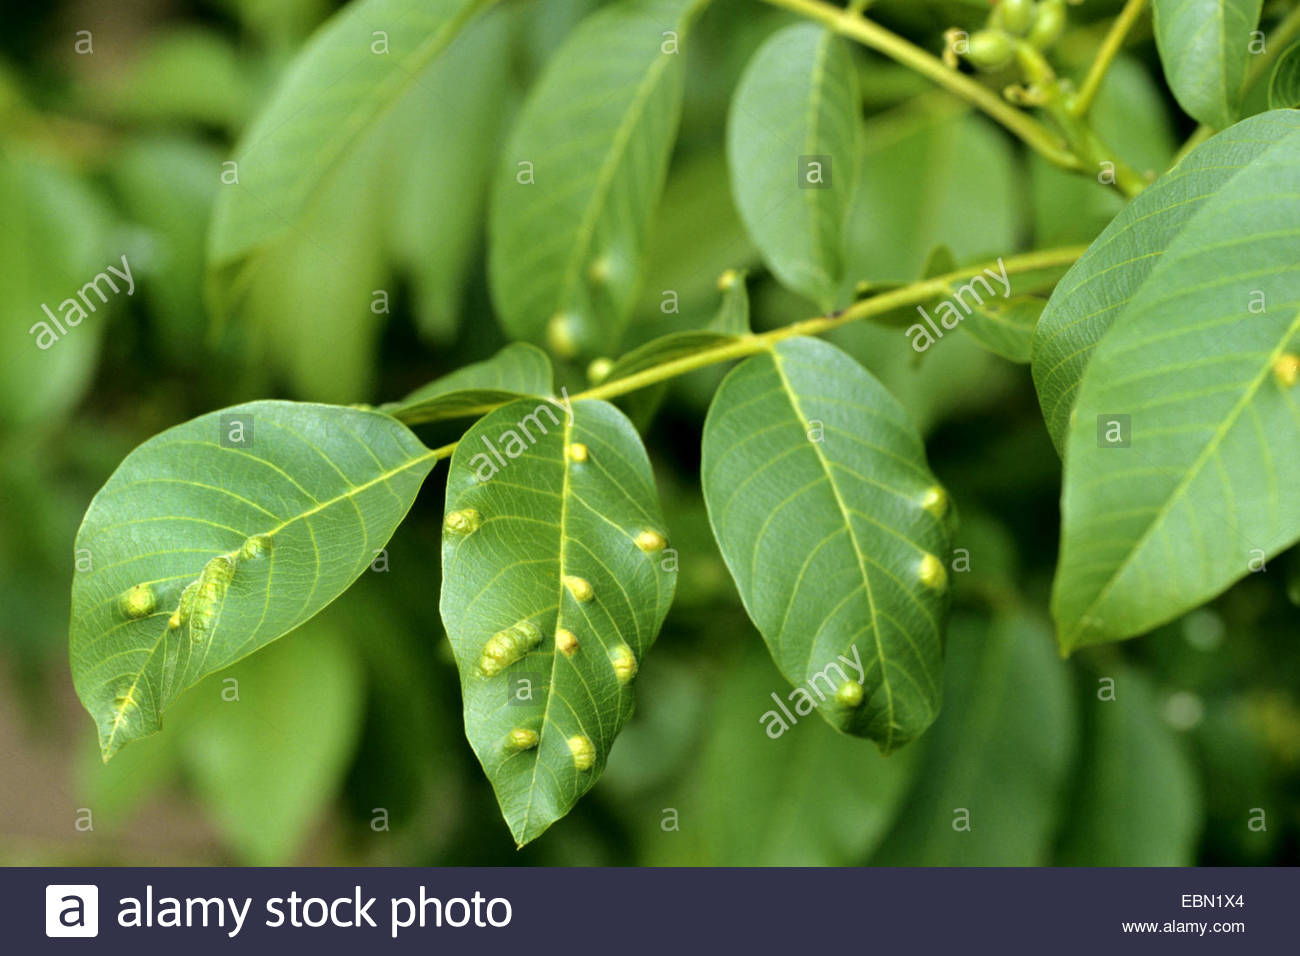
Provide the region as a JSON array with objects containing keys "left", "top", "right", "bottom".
[{"left": 964, "top": 0, "right": 1068, "bottom": 72}]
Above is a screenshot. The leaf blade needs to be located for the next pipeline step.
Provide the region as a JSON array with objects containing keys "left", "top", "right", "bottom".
[
  {"left": 1051, "top": 110, "right": 1300, "bottom": 648},
  {"left": 70, "top": 401, "right": 435, "bottom": 759},
  {"left": 440, "top": 398, "right": 675, "bottom": 844},
  {"left": 1032, "top": 111, "right": 1300, "bottom": 454},
  {"left": 727, "top": 23, "right": 860, "bottom": 309},
  {"left": 381, "top": 343, "right": 554, "bottom": 425},
  {"left": 488, "top": 0, "right": 708, "bottom": 354},
  {"left": 701, "top": 336, "right": 952, "bottom": 751},
  {"left": 1152, "top": 0, "right": 1263, "bottom": 129}
]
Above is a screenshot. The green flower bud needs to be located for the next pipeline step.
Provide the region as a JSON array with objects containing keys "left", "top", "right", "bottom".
[
  {"left": 1000, "top": 0, "right": 1038, "bottom": 36},
  {"left": 1027, "top": 0, "right": 1066, "bottom": 50},
  {"left": 966, "top": 30, "right": 1014, "bottom": 71}
]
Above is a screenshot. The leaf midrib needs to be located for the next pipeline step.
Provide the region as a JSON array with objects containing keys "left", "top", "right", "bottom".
[
  {"left": 768, "top": 345, "right": 896, "bottom": 751},
  {"left": 216, "top": 0, "right": 495, "bottom": 266},
  {"left": 1064, "top": 305, "right": 1300, "bottom": 646},
  {"left": 552, "top": 6, "right": 696, "bottom": 318},
  {"left": 520, "top": 413, "right": 575, "bottom": 844},
  {"left": 100, "top": 445, "right": 437, "bottom": 756}
]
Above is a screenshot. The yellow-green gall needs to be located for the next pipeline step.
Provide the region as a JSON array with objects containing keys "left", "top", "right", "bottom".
[
  {"left": 118, "top": 583, "right": 157, "bottom": 619},
  {"left": 568, "top": 734, "right": 596, "bottom": 771},
  {"left": 507, "top": 727, "right": 540, "bottom": 752},
  {"left": 444, "top": 508, "right": 483, "bottom": 536},
  {"left": 555, "top": 627, "right": 579, "bottom": 657},
  {"left": 587, "top": 358, "right": 614, "bottom": 385},
  {"left": 836, "top": 680, "right": 864, "bottom": 708},
  {"left": 635, "top": 529, "right": 667, "bottom": 553},
  {"left": 169, "top": 579, "right": 199, "bottom": 630},
  {"left": 717, "top": 268, "right": 740, "bottom": 291},
  {"left": 563, "top": 574, "right": 594, "bottom": 603},
  {"left": 546, "top": 313, "right": 581, "bottom": 358},
  {"left": 478, "top": 620, "right": 543, "bottom": 677},
  {"left": 921, "top": 486, "right": 948, "bottom": 519},
  {"left": 919, "top": 553, "right": 947, "bottom": 590},
  {"left": 240, "top": 533, "right": 273, "bottom": 560},
  {"left": 1274, "top": 353, "right": 1300, "bottom": 388},
  {"left": 588, "top": 255, "right": 612, "bottom": 284},
  {"left": 112, "top": 686, "right": 138, "bottom": 712},
  {"left": 567, "top": 442, "right": 589, "bottom": 464},
  {"left": 609, "top": 644, "right": 638, "bottom": 684}
]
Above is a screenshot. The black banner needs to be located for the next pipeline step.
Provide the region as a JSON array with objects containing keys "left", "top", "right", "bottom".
[{"left": 10, "top": 866, "right": 1296, "bottom": 953}]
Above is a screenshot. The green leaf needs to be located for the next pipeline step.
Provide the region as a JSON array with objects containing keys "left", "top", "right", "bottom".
[
  {"left": 177, "top": 622, "right": 364, "bottom": 865},
  {"left": 382, "top": 7, "right": 513, "bottom": 344},
  {"left": 108, "top": 134, "right": 221, "bottom": 365},
  {"left": 1152, "top": 0, "right": 1264, "bottom": 129},
  {"left": 726, "top": 23, "right": 860, "bottom": 309},
  {"left": 440, "top": 397, "right": 676, "bottom": 845},
  {"left": 637, "top": 644, "right": 917, "bottom": 865},
  {"left": 1049, "top": 110, "right": 1300, "bottom": 649},
  {"left": 70, "top": 401, "right": 435, "bottom": 760},
  {"left": 1056, "top": 669, "right": 1201, "bottom": 865},
  {"left": 381, "top": 343, "right": 554, "bottom": 426},
  {"left": 872, "top": 612, "right": 1075, "bottom": 865},
  {"left": 959, "top": 296, "right": 1044, "bottom": 364},
  {"left": 701, "top": 336, "right": 952, "bottom": 751},
  {"left": 1033, "top": 111, "right": 1298, "bottom": 456},
  {"left": 206, "top": 0, "right": 494, "bottom": 400},
  {"left": 1268, "top": 42, "right": 1300, "bottom": 109},
  {"left": 87, "top": 28, "right": 253, "bottom": 130},
  {"left": 841, "top": 105, "right": 1020, "bottom": 289},
  {"left": 488, "top": 0, "right": 709, "bottom": 356},
  {"left": 0, "top": 150, "right": 111, "bottom": 433}
]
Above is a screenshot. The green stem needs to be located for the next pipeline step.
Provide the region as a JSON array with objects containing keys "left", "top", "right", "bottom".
[
  {"left": 1016, "top": 41, "right": 1148, "bottom": 198},
  {"left": 1072, "top": 0, "right": 1147, "bottom": 116},
  {"left": 759, "top": 0, "right": 1081, "bottom": 171},
  {"left": 408, "top": 245, "right": 1089, "bottom": 460}
]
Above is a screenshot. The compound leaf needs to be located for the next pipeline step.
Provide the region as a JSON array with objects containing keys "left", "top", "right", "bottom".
[
  {"left": 1033, "top": 111, "right": 1298, "bottom": 455},
  {"left": 727, "top": 23, "right": 859, "bottom": 310},
  {"left": 488, "top": 0, "right": 708, "bottom": 356},
  {"left": 70, "top": 401, "right": 435, "bottom": 760},
  {"left": 701, "top": 336, "right": 952, "bottom": 752},
  {"left": 440, "top": 398, "right": 676, "bottom": 845},
  {"left": 382, "top": 343, "right": 554, "bottom": 425},
  {"left": 1051, "top": 110, "right": 1300, "bottom": 650},
  {"left": 1152, "top": 0, "right": 1263, "bottom": 129}
]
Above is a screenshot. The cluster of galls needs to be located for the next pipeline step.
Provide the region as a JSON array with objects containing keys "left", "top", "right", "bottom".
[{"left": 945, "top": 0, "right": 1068, "bottom": 73}]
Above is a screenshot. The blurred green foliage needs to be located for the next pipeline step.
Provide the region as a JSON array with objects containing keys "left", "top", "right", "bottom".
[{"left": 1, "top": 0, "right": 1297, "bottom": 866}]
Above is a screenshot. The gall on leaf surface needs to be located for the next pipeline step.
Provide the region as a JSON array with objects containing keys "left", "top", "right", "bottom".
[
  {"left": 1049, "top": 110, "right": 1300, "bottom": 650},
  {"left": 70, "top": 401, "right": 434, "bottom": 760},
  {"left": 488, "top": 0, "right": 710, "bottom": 356},
  {"left": 440, "top": 397, "right": 675, "bottom": 845},
  {"left": 701, "top": 336, "right": 953, "bottom": 752}
]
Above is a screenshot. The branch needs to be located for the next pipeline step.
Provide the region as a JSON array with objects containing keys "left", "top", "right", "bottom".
[
  {"left": 409, "top": 245, "right": 1090, "bottom": 456},
  {"left": 1072, "top": 0, "right": 1147, "bottom": 116},
  {"left": 758, "top": 0, "right": 1082, "bottom": 171}
]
